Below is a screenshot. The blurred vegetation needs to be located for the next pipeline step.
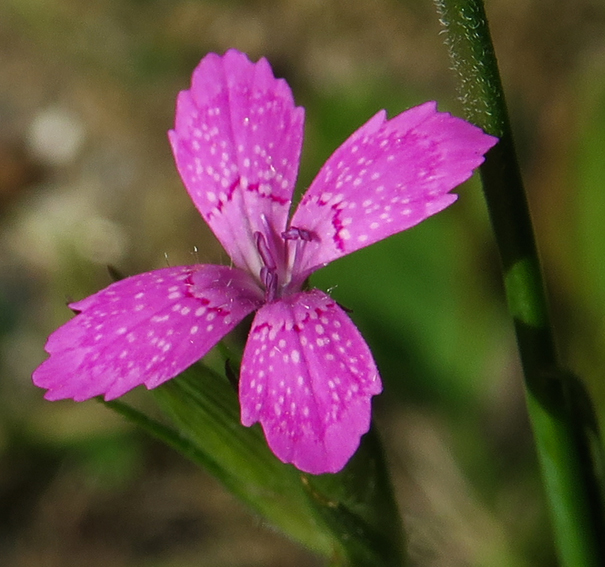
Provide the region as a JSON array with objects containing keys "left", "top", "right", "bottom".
[{"left": 0, "top": 0, "right": 603, "bottom": 565}]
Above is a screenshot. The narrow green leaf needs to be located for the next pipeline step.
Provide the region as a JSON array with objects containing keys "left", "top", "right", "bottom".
[
  {"left": 104, "top": 360, "right": 406, "bottom": 565},
  {"left": 150, "top": 363, "right": 334, "bottom": 556}
]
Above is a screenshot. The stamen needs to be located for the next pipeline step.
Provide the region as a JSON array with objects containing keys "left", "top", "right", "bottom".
[
  {"left": 254, "top": 231, "right": 276, "bottom": 269},
  {"left": 281, "top": 226, "right": 315, "bottom": 242},
  {"left": 261, "top": 266, "right": 277, "bottom": 302},
  {"left": 255, "top": 231, "right": 278, "bottom": 301}
]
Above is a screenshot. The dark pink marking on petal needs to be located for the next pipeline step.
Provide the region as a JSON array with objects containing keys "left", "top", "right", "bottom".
[
  {"left": 239, "top": 289, "right": 381, "bottom": 474},
  {"left": 169, "top": 49, "right": 305, "bottom": 277},
  {"left": 33, "top": 265, "right": 263, "bottom": 401},
  {"left": 289, "top": 101, "right": 498, "bottom": 280}
]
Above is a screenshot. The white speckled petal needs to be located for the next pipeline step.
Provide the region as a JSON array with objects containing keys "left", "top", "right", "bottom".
[
  {"left": 169, "top": 49, "right": 305, "bottom": 277},
  {"left": 239, "top": 289, "right": 382, "bottom": 474},
  {"left": 33, "top": 265, "right": 263, "bottom": 401},
  {"left": 289, "top": 102, "right": 498, "bottom": 279}
]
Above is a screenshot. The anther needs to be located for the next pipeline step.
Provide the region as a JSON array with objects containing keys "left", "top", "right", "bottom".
[
  {"left": 254, "top": 231, "right": 276, "bottom": 269},
  {"left": 255, "top": 231, "right": 278, "bottom": 301},
  {"left": 261, "top": 266, "right": 278, "bottom": 302},
  {"left": 281, "top": 226, "right": 315, "bottom": 242}
]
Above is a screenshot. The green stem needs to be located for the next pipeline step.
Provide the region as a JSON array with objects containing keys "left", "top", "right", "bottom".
[{"left": 433, "top": 1, "right": 605, "bottom": 565}]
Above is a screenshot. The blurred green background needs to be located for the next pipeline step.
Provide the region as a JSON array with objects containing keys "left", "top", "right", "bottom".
[{"left": 0, "top": 0, "right": 603, "bottom": 565}]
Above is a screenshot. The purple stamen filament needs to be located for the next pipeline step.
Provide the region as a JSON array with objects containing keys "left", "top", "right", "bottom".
[{"left": 254, "top": 231, "right": 278, "bottom": 301}]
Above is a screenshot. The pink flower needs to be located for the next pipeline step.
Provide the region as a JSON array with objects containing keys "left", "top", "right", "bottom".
[{"left": 33, "top": 50, "right": 497, "bottom": 474}]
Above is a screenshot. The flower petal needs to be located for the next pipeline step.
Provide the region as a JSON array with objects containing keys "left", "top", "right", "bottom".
[
  {"left": 169, "top": 49, "right": 305, "bottom": 277},
  {"left": 240, "top": 289, "right": 381, "bottom": 474},
  {"left": 289, "top": 102, "right": 498, "bottom": 279},
  {"left": 33, "top": 265, "right": 263, "bottom": 401}
]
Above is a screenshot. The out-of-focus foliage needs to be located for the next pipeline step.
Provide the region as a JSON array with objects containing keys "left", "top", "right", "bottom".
[{"left": 0, "top": 0, "right": 603, "bottom": 566}]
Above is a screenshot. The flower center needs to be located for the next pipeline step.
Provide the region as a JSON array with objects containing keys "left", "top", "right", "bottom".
[{"left": 254, "top": 226, "right": 316, "bottom": 302}]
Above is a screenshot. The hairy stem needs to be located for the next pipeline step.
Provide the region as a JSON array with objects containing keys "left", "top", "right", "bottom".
[{"left": 433, "top": 1, "right": 605, "bottom": 565}]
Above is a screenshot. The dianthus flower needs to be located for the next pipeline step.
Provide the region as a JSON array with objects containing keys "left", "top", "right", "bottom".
[{"left": 33, "top": 50, "right": 497, "bottom": 473}]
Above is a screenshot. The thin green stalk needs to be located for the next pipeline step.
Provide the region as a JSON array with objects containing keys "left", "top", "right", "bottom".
[{"left": 433, "top": 0, "right": 604, "bottom": 565}]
